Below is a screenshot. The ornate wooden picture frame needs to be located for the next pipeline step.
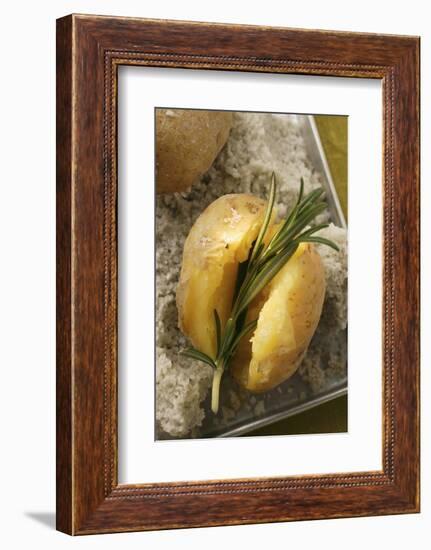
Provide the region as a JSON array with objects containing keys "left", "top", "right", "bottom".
[{"left": 56, "top": 14, "right": 420, "bottom": 535}]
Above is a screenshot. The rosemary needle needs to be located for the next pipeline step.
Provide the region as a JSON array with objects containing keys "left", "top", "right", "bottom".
[{"left": 180, "top": 173, "right": 339, "bottom": 415}]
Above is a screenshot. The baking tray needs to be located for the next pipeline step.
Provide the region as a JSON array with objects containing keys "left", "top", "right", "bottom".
[{"left": 195, "top": 114, "right": 347, "bottom": 438}]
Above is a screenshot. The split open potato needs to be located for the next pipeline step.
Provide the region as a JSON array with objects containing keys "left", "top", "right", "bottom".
[{"left": 176, "top": 193, "right": 326, "bottom": 393}]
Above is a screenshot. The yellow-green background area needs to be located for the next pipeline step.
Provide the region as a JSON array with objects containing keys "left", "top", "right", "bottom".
[{"left": 244, "top": 115, "right": 348, "bottom": 437}]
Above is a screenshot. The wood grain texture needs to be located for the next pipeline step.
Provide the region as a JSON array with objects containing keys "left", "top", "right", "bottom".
[
  {"left": 56, "top": 16, "right": 73, "bottom": 535},
  {"left": 56, "top": 14, "right": 420, "bottom": 535}
]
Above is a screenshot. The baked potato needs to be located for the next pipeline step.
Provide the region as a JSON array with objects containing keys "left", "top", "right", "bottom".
[
  {"left": 177, "top": 192, "right": 326, "bottom": 394},
  {"left": 156, "top": 109, "right": 233, "bottom": 194}
]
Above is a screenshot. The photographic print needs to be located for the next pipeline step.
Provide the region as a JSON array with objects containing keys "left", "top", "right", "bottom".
[{"left": 155, "top": 108, "right": 348, "bottom": 440}]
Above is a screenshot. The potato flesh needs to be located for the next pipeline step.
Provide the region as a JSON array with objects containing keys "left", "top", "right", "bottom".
[
  {"left": 232, "top": 242, "right": 326, "bottom": 392},
  {"left": 176, "top": 194, "right": 269, "bottom": 358}
]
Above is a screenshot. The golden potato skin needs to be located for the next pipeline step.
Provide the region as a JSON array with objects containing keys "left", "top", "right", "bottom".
[
  {"left": 156, "top": 109, "right": 233, "bottom": 194},
  {"left": 176, "top": 194, "right": 271, "bottom": 358},
  {"left": 232, "top": 242, "right": 326, "bottom": 392}
]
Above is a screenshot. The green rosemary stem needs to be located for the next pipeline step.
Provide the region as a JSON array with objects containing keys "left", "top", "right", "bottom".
[{"left": 211, "top": 361, "right": 225, "bottom": 414}]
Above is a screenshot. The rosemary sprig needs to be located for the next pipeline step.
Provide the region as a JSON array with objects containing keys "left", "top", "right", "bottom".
[{"left": 180, "top": 173, "right": 339, "bottom": 414}]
